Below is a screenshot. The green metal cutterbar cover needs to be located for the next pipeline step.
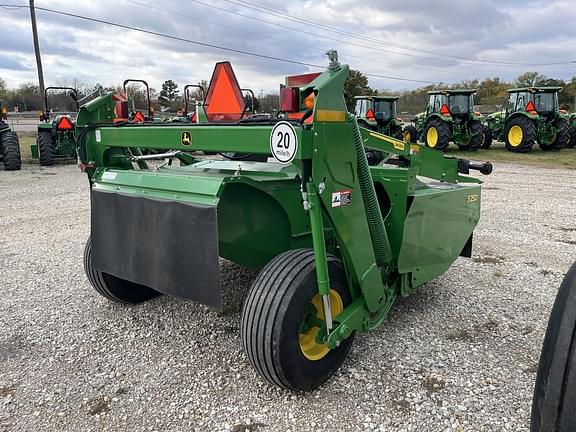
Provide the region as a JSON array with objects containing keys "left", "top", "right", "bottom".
[{"left": 90, "top": 168, "right": 225, "bottom": 310}]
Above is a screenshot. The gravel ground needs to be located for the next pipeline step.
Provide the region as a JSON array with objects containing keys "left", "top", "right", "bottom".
[{"left": 0, "top": 162, "right": 575, "bottom": 432}]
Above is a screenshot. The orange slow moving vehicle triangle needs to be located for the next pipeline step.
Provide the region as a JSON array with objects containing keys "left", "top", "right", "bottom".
[
  {"left": 204, "top": 62, "right": 245, "bottom": 122},
  {"left": 57, "top": 116, "right": 74, "bottom": 130}
]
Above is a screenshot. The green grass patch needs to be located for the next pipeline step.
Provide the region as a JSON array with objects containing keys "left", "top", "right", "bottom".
[
  {"left": 18, "top": 134, "right": 35, "bottom": 161},
  {"left": 445, "top": 141, "right": 576, "bottom": 169}
]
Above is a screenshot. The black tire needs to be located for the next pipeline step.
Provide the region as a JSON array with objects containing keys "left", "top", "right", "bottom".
[
  {"left": 482, "top": 125, "right": 493, "bottom": 149},
  {"left": 567, "top": 124, "right": 576, "bottom": 149},
  {"left": 458, "top": 120, "right": 483, "bottom": 151},
  {"left": 241, "top": 249, "right": 355, "bottom": 391},
  {"left": 541, "top": 119, "right": 570, "bottom": 151},
  {"left": 504, "top": 116, "right": 536, "bottom": 153},
  {"left": 1, "top": 131, "right": 21, "bottom": 171},
  {"left": 424, "top": 118, "right": 450, "bottom": 151},
  {"left": 531, "top": 262, "right": 576, "bottom": 432},
  {"left": 403, "top": 125, "right": 418, "bottom": 143},
  {"left": 390, "top": 125, "right": 403, "bottom": 140},
  {"left": 83, "top": 236, "right": 161, "bottom": 304},
  {"left": 38, "top": 132, "right": 56, "bottom": 166}
]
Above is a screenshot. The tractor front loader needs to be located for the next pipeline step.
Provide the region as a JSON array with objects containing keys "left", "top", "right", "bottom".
[
  {"left": 0, "top": 101, "right": 21, "bottom": 170},
  {"left": 414, "top": 89, "right": 484, "bottom": 152},
  {"left": 76, "top": 52, "right": 491, "bottom": 391},
  {"left": 34, "top": 87, "right": 79, "bottom": 166},
  {"left": 485, "top": 87, "right": 570, "bottom": 152}
]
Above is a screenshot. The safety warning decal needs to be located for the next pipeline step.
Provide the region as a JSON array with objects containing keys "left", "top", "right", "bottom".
[{"left": 331, "top": 190, "right": 352, "bottom": 208}]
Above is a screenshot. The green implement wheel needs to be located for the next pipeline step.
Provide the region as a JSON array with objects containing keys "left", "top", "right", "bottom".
[
  {"left": 1, "top": 131, "right": 21, "bottom": 171},
  {"left": 403, "top": 125, "right": 418, "bottom": 144},
  {"left": 458, "top": 120, "right": 483, "bottom": 152},
  {"left": 540, "top": 119, "right": 570, "bottom": 151},
  {"left": 482, "top": 125, "right": 493, "bottom": 149},
  {"left": 83, "top": 237, "right": 161, "bottom": 304},
  {"left": 505, "top": 116, "right": 535, "bottom": 153},
  {"left": 531, "top": 262, "right": 576, "bottom": 431},
  {"left": 241, "top": 249, "right": 354, "bottom": 391},
  {"left": 38, "top": 132, "right": 56, "bottom": 166},
  {"left": 424, "top": 118, "right": 450, "bottom": 151}
]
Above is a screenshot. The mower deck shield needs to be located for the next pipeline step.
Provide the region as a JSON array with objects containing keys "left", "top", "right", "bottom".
[{"left": 90, "top": 189, "right": 222, "bottom": 309}]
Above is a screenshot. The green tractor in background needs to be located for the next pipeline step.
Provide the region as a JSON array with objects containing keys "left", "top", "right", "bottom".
[
  {"left": 484, "top": 87, "right": 570, "bottom": 152},
  {"left": 34, "top": 87, "right": 79, "bottom": 166},
  {"left": 354, "top": 95, "right": 418, "bottom": 143},
  {"left": 414, "top": 89, "right": 484, "bottom": 151},
  {"left": 0, "top": 101, "right": 21, "bottom": 171},
  {"left": 568, "top": 112, "right": 576, "bottom": 148}
]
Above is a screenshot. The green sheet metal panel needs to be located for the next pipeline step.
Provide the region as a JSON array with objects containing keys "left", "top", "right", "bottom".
[{"left": 398, "top": 181, "right": 481, "bottom": 289}]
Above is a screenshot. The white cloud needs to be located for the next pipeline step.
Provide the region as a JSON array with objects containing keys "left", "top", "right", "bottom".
[{"left": 0, "top": 0, "right": 573, "bottom": 93}]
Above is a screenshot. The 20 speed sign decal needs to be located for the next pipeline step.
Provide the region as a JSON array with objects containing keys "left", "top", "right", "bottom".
[{"left": 270, "top": 121, "right": 298, "bottom": 164}]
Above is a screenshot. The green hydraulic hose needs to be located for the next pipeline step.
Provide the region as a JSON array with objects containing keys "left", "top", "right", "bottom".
[{"left": 347, "top": 113, "right": 393, "bottom": 269}]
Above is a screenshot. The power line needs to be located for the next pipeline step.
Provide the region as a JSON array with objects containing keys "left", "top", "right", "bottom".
[
  {"left": 126, "top": 0, "right": 492, "bottom": 78},
  {"left": 222, "top": 0, "right": 574, "bottom": 67},
  {"left": 187, "top": 0, "right": 489, "bottom": 67},
  {"left": 0, "top": 3, "right": 444, "bottom": 85}
]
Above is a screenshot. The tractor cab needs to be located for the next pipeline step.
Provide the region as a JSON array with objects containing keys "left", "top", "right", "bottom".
[
  {"left": 353, "top": 95, "right": 414, "bottom": 143},
  {"left": 355, "top": 96, "right": 399, "bottom": 125},
  {"left": 426, "top": 89, "right": 477, "bottom": 118},
  {"left": 506, "top": 87, "right": 561, "bottom": 120}
]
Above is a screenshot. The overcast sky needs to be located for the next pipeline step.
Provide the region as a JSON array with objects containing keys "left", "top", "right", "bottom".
[{"left": 0, "top": 0, "right": 574, "bottom": 94}]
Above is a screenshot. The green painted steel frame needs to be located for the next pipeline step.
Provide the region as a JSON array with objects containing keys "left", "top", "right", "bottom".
[{"left": 77, "top": 61, "right": 484, "bottom": 348}]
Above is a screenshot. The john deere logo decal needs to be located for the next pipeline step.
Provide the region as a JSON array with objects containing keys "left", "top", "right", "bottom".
[{"left": 181, "top": 131, "right": 192, "bottom": 146}]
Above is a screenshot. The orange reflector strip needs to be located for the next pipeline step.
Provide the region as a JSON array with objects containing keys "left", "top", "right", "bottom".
[
  {"left": 315, "top": 109, "right": 346, "bottom": 122},
  {"left": 134, "top": 111, "right": 145, "bottom": 123},
  {"left": 303, "top": 94, "right": 315, "bottom": 110}
]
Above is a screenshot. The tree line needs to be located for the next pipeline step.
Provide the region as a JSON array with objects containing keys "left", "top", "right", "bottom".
[
  {"left": 2, "top": 71, "right": 575, "bottom": 116},
  {"left": 346, "top": 71, "right": 576, "bottom": 115}
]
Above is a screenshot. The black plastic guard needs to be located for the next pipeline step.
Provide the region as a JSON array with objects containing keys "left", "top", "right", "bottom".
[{"left": 91, "top": 189, "right": 222, "bottom": 309}]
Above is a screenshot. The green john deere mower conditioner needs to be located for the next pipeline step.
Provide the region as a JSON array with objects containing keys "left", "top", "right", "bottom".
[
  {"left": 485, "top": 87, "right": 570, "bottom": 152},
  {"left": 76, "top": 52, "right": 491, "bottom": 391}
]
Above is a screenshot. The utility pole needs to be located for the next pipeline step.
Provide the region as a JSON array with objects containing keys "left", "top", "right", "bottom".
[{"left": 29, "top": 0, "right": 45, "bottom": 95}]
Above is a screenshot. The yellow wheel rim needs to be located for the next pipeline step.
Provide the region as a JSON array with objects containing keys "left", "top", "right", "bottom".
[
  {"left": 299, "top": 289, "right": 343, "bottom": 361},
  {"left": 427, "top": 127, "right": 438, "bottom": 148},
  {"left": 508, "top": 125, "right": 523, "bottom": 147},
  {"left": 402, "top": 130, "right": 411, "bottom": 143}
]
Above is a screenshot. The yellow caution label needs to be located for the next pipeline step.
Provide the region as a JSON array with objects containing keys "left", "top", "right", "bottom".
[{"left": 315, "top": 110, "right": 346, "bottom": 122}]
